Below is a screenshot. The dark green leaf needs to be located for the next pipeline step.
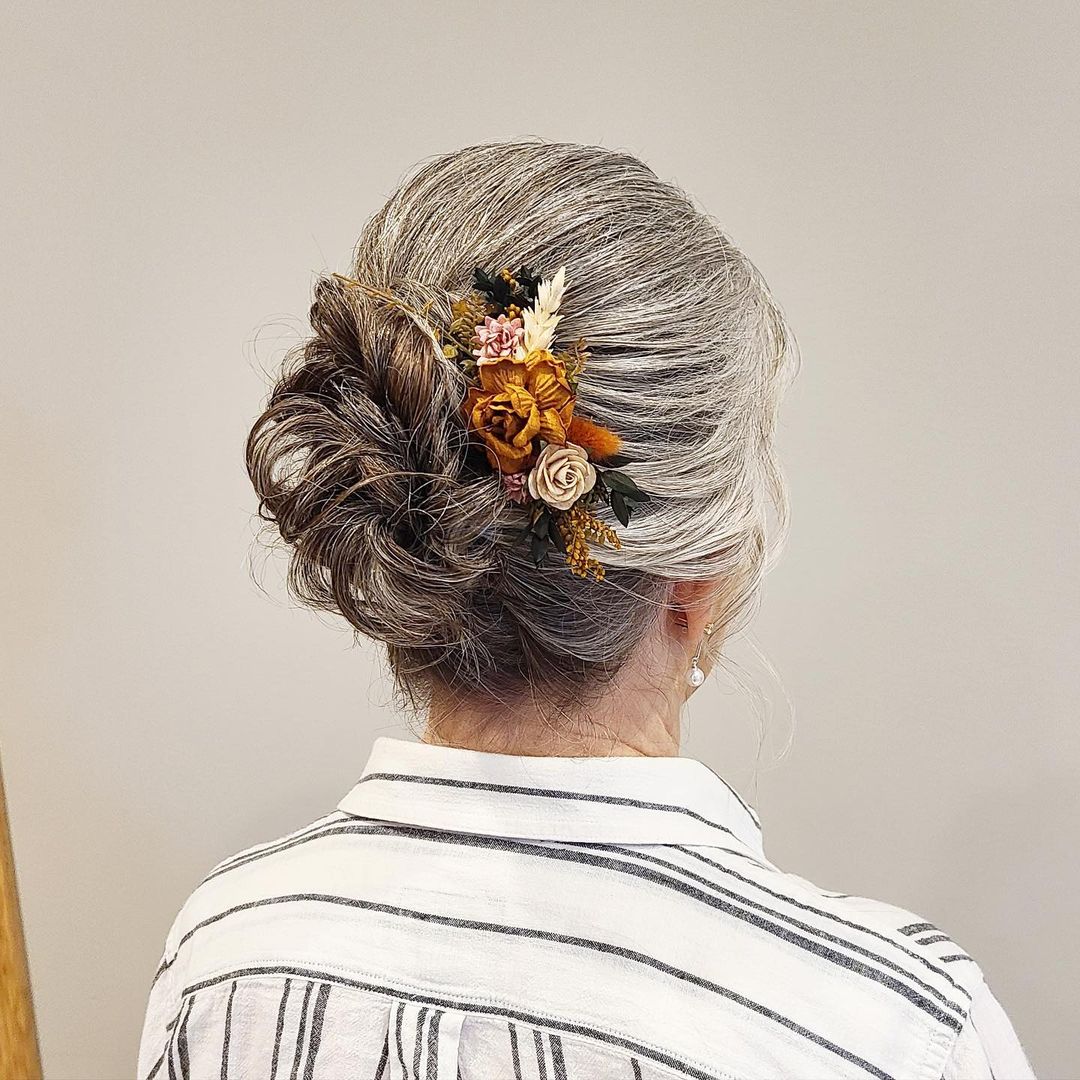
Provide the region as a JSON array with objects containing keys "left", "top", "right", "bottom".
[
  {"left": 550, "top": 518, "right": 567, "bottom": 553},
  {"left": 610, "top": 490, "right": 631, "bottom": 527},
  {"left": 531, "top": 511, "right": 551, "bottom": 539},
  {"left": 530, "top": 532, "right": 551, "bottom": 567},
  {"left": 471, "top": 268, "right": 508, "bottom": 307},
  {"left": 603, "top": 470, "right": 648, "bottom": 501},
  {"left": 472, "top": 267, "right": 498, "bottom": 295},
  {"left": 516, "top": 266, "right": 541, "bottom": 301}
]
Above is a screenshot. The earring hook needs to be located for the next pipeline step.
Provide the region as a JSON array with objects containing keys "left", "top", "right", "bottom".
[{"left": 686, "top": 620, "right": 716, "bottom": 688}]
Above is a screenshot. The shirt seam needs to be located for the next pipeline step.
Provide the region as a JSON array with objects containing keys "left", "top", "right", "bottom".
[
  {"left": 916, "top": 988, "right": 975, "bottom": 1080},
  {"left": 187, "top": 960, "right": 743, "bottom": 1080}
]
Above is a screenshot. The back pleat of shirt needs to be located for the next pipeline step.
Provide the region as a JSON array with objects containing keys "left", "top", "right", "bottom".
[{"left": 151, "top": 977, "right": 694, "bottom": 1080}]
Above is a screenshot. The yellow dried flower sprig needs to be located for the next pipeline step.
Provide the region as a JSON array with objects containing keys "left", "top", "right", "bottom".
[{"left": 556, "top": 503, "right": 622, "bottom": 580}]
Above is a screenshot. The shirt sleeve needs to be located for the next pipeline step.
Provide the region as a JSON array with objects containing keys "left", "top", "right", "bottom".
[
  {"left": 942, "top": 978, "right": 1036, "bottom": 1080},
  {"left": 137, "top": 951, "right": 182, "bottom": 1079}
]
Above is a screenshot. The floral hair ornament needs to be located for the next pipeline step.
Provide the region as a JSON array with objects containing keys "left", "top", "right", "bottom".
[
  {"left": 441, "top": 265, "right": 648, "bottom": 581},
  {"left": 333, "top": 265, "right": 648, "bottom": 581}
]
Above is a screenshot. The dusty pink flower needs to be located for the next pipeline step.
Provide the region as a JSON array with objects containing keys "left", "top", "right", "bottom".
[
  {"left": 502, "top": 471, "right": 529, "bottom": 504},
  {"left": 473, "top": 314, "right": 524, "bottom": 361}
]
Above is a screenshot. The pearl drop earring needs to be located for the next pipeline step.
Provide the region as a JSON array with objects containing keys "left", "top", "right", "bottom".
[{"left": 686, "top": 621, "right": 716, "bottom": 688}]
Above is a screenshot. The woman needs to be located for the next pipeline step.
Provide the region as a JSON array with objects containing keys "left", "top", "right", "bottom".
[{"left": 138, "top": 141, "right": 1033, "bottom": 1079}]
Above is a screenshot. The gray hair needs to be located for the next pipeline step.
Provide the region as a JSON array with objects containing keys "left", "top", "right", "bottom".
[{"left": 246, "top": 141, "right": 798, "bottom": 715}]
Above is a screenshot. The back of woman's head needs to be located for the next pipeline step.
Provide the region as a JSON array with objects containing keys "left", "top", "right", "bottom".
[{"left": 246, "top": 141, "right": 797, "bottom": 714}]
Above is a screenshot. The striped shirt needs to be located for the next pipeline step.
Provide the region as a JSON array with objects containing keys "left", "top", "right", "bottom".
[{"left": 138, "top": 737, "right": 1035, "bottom": 1079}]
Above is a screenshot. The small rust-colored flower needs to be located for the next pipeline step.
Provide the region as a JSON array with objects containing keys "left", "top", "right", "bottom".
[{"left": 463, "top": 350, "right": 576, "bottom": 473}]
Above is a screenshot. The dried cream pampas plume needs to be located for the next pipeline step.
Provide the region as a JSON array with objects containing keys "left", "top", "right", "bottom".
[{"left": 521, "top": 266, "right": 567, "bottom": 355}]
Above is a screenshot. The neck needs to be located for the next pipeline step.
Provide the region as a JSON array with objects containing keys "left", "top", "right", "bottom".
[{"left": 422, "top": 659, "right": 686, "bottom": 758}]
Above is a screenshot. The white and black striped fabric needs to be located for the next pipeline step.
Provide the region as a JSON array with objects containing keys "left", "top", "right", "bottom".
[{"left": 138, "top": 737, "right": 1034, "bottom": 1079}]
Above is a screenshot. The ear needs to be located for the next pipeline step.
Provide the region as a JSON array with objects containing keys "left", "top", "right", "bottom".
[{"left": 665, "top": 577, "right": 725, "bottom": 647}]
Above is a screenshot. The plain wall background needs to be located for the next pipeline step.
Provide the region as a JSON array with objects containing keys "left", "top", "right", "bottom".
[{"left": 3, "top": 2, "right": 1077, "bottom": 1076}]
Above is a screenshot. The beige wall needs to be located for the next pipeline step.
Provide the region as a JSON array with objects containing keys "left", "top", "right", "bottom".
[{"left": 3, "top": 2, "right": 1077, "bottom": 1076}]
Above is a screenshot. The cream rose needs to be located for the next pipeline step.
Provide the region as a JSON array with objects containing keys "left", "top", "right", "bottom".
[{"left": 527, "top": 441, "right": 596, "bottom": 510}]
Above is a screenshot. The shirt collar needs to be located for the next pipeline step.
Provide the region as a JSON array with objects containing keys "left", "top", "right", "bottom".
[{"left": 337, "top": 737, "right": 765, "bottom": 858}]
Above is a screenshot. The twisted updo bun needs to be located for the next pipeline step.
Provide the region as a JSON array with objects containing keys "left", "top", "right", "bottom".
[{"left": 246, "top": 141, "right": 797, "bottom": 712}]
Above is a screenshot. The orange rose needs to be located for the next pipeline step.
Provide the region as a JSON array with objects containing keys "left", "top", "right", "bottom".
[{"left": 464, "top": 350, "right": 575, "bottom": 473}]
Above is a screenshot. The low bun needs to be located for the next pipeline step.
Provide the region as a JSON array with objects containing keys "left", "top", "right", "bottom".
[{"left": 246, "top": 272, "right": 504, "bottom": 674}]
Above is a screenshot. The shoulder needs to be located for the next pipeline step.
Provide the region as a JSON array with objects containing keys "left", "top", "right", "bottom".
[
  {"left": 801, "top": 878, "right": 1035, "bottom": 1074},
  {"left": 160, "top": 809, "right": 352, "bottom": 959},
  {"left": 777, "top": 867, "right": 991, "bottom": 999},
  {"left": 772, "top": 868, "right": 1034, "bottom": 1074},
  {"left": 613, "top": 843, "right": 1023, "bottom": 1077},
  {"left": 140, "top": 809, "right": 359, "bottom": 1078}
]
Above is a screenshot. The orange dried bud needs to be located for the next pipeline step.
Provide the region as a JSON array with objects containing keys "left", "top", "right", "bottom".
[{"left": 566, "top": 415, "right": 622, "bottom": 462}]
